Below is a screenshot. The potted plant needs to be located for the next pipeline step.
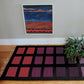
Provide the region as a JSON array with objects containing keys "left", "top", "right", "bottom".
[{"left": 64, "top": 34, "right": 84, "bottom": 63}]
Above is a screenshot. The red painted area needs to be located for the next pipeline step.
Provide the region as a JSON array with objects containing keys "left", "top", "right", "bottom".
[
  {"left": 18, "top": 67, "right": 30, "bottom": 77},
  {"left": 25, "top": 21, "right": 52, "bottom": 29},
  {"left": 6, "top": 67, "right": 18, "bottom": 77},
  {"left": 26, "top": 47, "right": 35, "bottom": 54},
  {"left": 22, "top": 56, "right": 33, "bottom": 64},
  {"left": 16, "top": 47, "right": 25, "bottom": 54},
  {"left": 25, "top": 21, "right": 52, "bottom": 33},
  {"left": 11, "top": 56, "right": 22, "bottom": 64},
  {"left": 26, "top": 30, "right": 52, "bottom": 33}
]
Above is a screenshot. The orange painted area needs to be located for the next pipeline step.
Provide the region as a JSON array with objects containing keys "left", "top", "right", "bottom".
[{"left": 25, "top": 21, "right": 52, "bottom": 29}]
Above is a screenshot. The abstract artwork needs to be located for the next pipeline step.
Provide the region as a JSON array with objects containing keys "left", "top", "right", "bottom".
[
  {"left": 23, "top": 5, "right": 53, "bottom": 33},
  {"left": 1, "top": 45, "right": 84, "bottom": 80}
]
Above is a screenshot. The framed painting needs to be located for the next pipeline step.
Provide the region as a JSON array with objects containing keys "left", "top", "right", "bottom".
[{"left": 22, "top": 5, "right": 53, "bottom": 33}]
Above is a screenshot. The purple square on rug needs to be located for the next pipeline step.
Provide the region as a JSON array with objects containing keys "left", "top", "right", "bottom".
[
  {"left": 80, "top": 58, "right": 84, "bottom": 64},
  {"left": 69, "top": 67, "right": 79, "bottom": 77},
  {"left": 56, "top": 56, "right": 65, "bottom": 64},
  {"left": 68, "top": 58, "right": 76, "bottom": 64},
  {"left": 56, "top": 47, "right": 63, "bottom": 54},
  {"left": 34, "top": 56, "right": 43, "bottom": 64},
  {"left": 43, "top": 67, "right": 53, "bottom": 77},
  {"left": 56, "top": 67, "right": 66, "bottom": 77},
  {"left": 37, "top": 47, "right": 44, "bottom": 54},
  {"left": 81, "top": 67, "right": 84, "bottom": 77},
  {"left": 32, "top": 67, "right": 41, "bottom": 77},
  {"left": 46, "top": 47, "right": 54, "bottom": 54},
  {"left": 45, "top": 56, "right": 53, "bottom": 64}
]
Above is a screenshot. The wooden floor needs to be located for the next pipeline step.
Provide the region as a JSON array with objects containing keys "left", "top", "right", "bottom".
[{"left": 0, "top": 45, "right": 84, "bottom": 84}]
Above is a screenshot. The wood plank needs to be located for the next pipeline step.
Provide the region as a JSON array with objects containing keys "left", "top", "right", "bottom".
[
  {"left": 0, "top": 45, "right": 15, "bottom": 52},
  {"left": 0, "top": 81, "right": 84, "bottom": 84}
]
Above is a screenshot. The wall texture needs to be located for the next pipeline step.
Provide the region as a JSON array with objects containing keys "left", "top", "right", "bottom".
[{"left": 0, "top": 0, "right": 84, "bottom": 39}]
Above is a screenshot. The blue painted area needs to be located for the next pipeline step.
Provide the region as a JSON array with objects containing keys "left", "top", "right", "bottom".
[
  {"left": 24, "top": 12, "right": 52, "bottom": 22},
  {"left": 23, "top": 5, "right": 52, "bottom": 22}
]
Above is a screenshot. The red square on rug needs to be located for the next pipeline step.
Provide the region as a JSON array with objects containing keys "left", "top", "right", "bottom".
[
  {"left": 16, "top": 47, "right": 25, "bottom": 54},
  {"left": 18, "top": 67, "right": 30, "bottom": 77},
  {"left": 26, "top": 47, "right": 35, "bottom": 54},
  {"left": 6, "top": 67, "right": 18, "bottom": 77},
  {"left": 22, "top": 56, "right": 33, "bottom": 64},
  {"left": 11, "top": 56, "right": 22, "bottom": 64}
]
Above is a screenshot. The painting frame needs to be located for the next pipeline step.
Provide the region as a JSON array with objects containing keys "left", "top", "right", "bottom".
[{"left": 22, "top": 4, "right": 53, "bottom": 34}]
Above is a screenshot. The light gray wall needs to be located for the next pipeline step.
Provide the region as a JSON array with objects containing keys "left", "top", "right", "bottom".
[{"left": 0, "top": 0, "right": 84, "bottom": 39}]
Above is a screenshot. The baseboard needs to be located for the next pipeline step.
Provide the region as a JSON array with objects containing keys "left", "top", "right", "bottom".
[{"left": 0, "top": 38, "right": 66, "bottom": 45}]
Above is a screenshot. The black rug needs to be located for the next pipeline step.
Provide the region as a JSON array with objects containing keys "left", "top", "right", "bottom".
[{"left": 0, "top": 45, "right": 84, "bottom": 80}]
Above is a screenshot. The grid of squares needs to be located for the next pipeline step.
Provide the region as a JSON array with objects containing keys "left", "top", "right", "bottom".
[{"left": 1, "top": 46, "right": 84, "bottom": 80}]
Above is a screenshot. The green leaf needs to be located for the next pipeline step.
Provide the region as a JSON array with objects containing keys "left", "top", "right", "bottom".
[{"left": 64, "top": 34, "right": 84, "bottom": 63}]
